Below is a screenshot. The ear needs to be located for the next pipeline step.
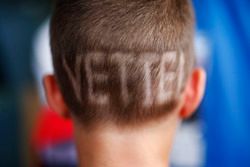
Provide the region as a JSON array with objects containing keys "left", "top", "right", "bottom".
[
  {"left": 43, "top": 75, "right": 70, "bottom": 118},
  {"left": 179, "top": 68, "right": 206, "bottom": 119}
]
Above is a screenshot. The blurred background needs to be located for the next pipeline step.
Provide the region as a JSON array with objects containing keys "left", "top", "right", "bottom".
[{"left": 0, "top": 0, "right": 249, "bottom": 167}]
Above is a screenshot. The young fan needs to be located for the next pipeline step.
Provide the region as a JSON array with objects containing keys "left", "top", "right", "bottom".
[{"left": 44, "top": 0, "right": 206, "bottom": 166}]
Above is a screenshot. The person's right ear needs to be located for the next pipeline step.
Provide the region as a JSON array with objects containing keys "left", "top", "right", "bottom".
[
  {"left": 43, "top": 75, "right": 70, "bottom": 118},
  {"left": 179, "top": 68, "right": 206, "bottom": 119}
]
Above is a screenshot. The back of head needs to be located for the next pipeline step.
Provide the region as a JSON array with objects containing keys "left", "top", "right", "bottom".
[{"left": 50, "top": 0, "right": 195, "bottom": 128}]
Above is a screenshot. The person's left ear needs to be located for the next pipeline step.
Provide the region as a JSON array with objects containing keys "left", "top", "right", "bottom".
[{"left": 43, "top": 75, "right": 70, "bottom": 118}]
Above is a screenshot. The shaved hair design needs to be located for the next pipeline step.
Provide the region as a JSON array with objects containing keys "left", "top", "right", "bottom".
[{"left": 50, "top": 0, "right": 195, "bottom": 127}]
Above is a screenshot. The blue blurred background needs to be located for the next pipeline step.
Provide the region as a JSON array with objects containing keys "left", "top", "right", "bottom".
[
  {"left": 0, "top": 0, "right": 249, "bottom": 166},
  {"left": 193, "top": 0, "right": 250, "bottom": 167}
]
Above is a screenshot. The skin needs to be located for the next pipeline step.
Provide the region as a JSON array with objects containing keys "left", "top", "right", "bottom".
[{"left": 43, "top": 68, "right": 206, "bottom": 167}]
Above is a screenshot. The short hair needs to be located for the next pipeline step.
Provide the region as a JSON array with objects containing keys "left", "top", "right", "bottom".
[{"left": 50, "top": 0, "right": 195, "bottom": 127}]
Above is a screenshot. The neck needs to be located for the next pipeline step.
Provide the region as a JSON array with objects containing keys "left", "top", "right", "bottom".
[{"left": 74, "top": 116, "right": 179, "bottom": 167}]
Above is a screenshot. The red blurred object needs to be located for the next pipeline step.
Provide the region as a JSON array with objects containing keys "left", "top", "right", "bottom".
[{"left": 31, "top": 107, "right": 73, "bottom": 150}]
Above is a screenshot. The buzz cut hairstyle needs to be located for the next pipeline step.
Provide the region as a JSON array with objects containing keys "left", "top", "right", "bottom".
[{"left": 50, "top": 0, "right": 195, "bottom": 127}]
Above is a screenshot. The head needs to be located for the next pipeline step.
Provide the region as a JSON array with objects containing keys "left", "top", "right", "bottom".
[{"left": 44, "top": 0, "right": 206, "bottom": 132}]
